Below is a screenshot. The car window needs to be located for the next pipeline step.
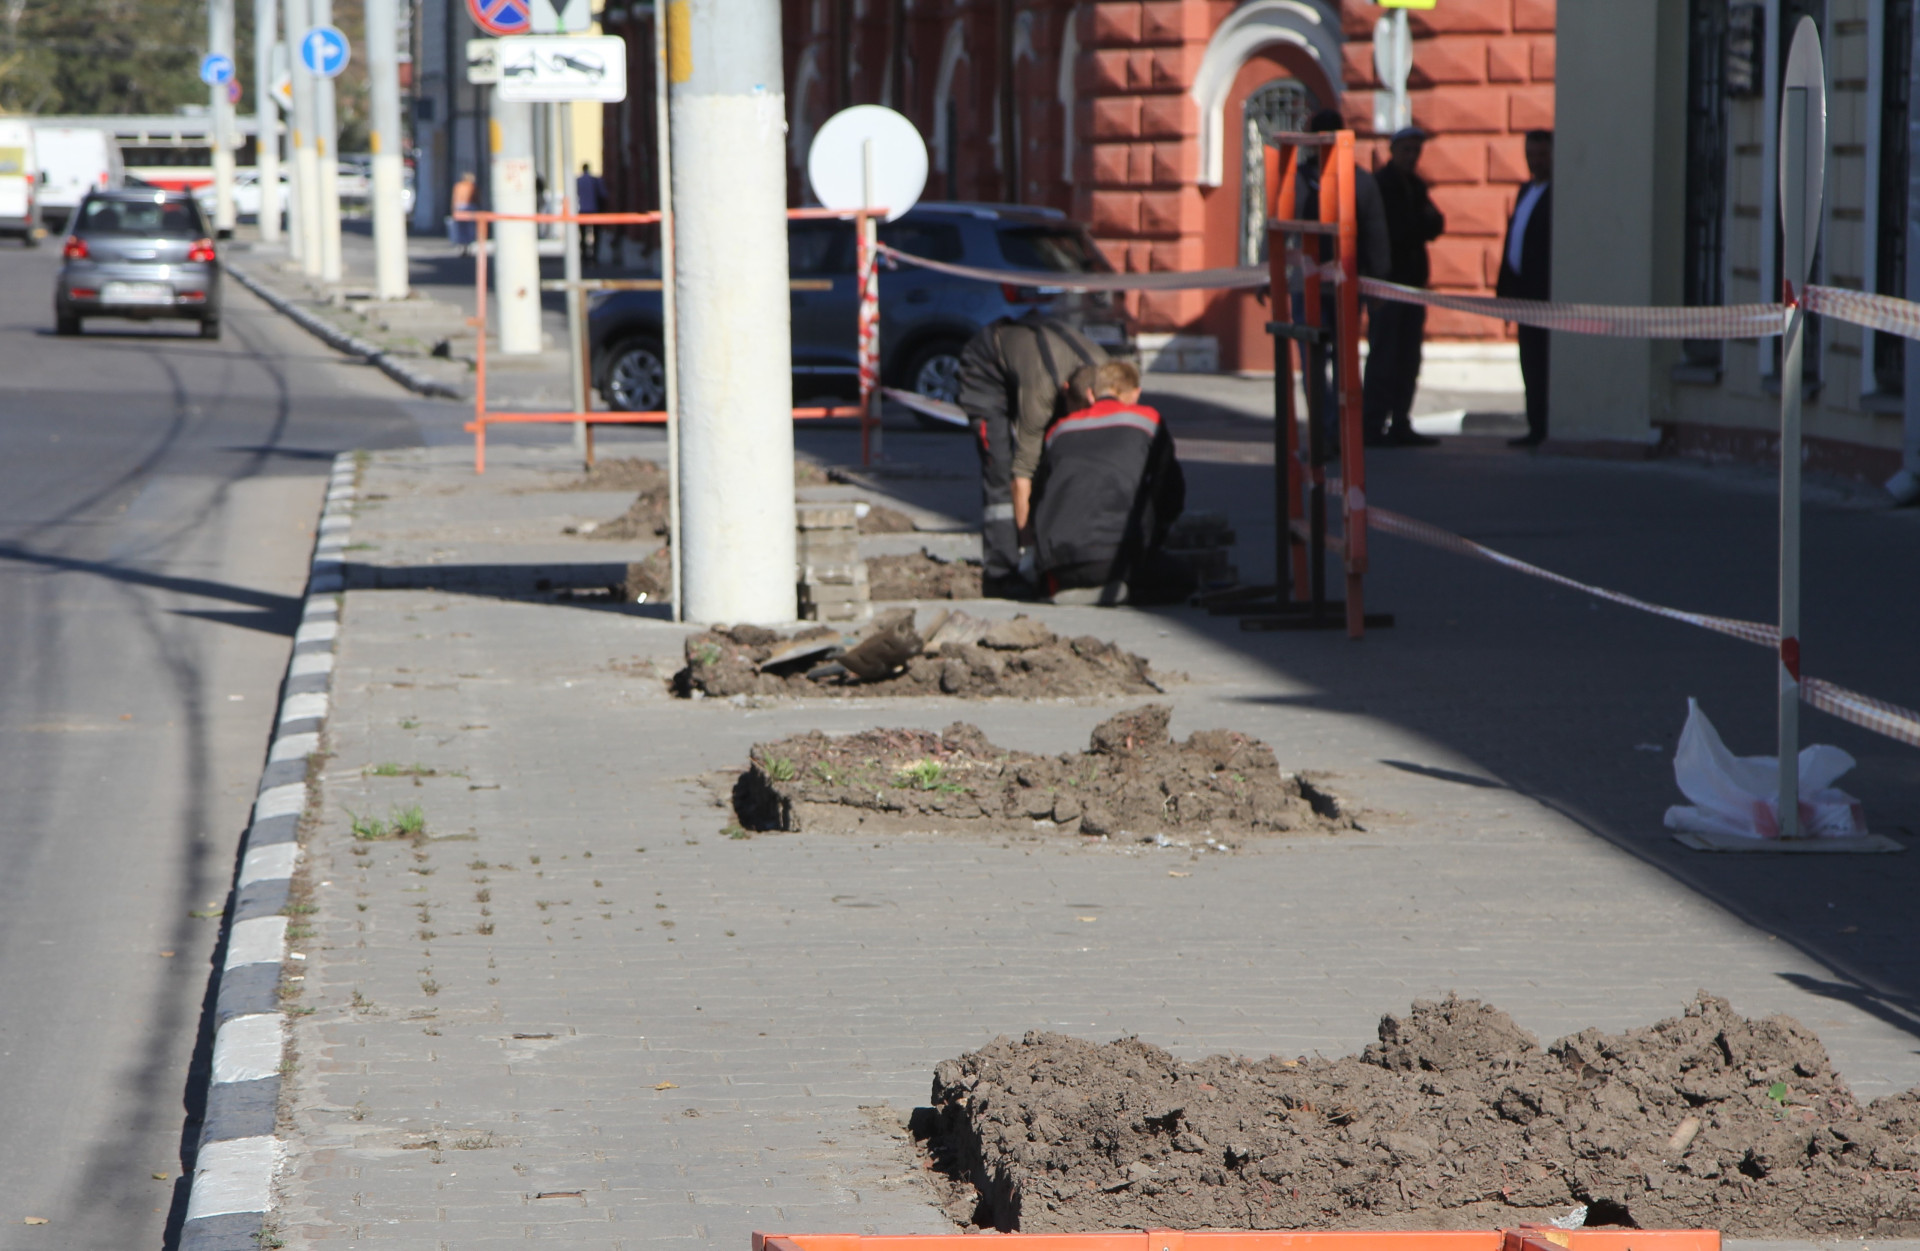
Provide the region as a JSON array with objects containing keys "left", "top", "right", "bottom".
[
  {"left": 77, "top": 198, "right": 204, "bottom": 238},
  {"left": 996, "top": 226, "right": 1111, "bottom": 273},
  {"left": 789, "top": 221, "right": 854, "bottom": 276},
  {"left": 877, "top": 220, "right": 963, "bottom": 263}
]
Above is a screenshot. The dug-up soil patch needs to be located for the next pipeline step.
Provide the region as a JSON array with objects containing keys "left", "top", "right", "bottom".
[
  {"left": 869, "top": 549, "right": 983, "bottom": 600},
  {"left": 563, "top": 459, "right": 669, "bottom": 541},
  {"left": 732, "top": 704, "right": 1351, "bottom": 839},
  {"left": 917, "top": 993, "right": 1920, "bottom": 1237},
  {"left": 674, "top": 609, "right": 1161, "bottom": 700}
]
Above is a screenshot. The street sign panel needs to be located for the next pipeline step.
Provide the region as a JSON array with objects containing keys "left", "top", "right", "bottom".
[
  {"left": 494, "top": 35, "right": 627, "bottom": 102},
  {"left": 300, "top": 25, "right": 351, "bottom": 78},
  {"left": 200, "top": 53, "right": 235, "bottom": 86},
  {"left": 273, "top": 72, "right": 294, "bottom": 110},
  {"left": 466, "top": 38, "right": 502, "bottom": 84},
  {"left": 227, "top": 78, "right": 243, "bottom": 105},
  {"left": 1779, "top": 16, "right": 1827, "bottom": 288},
  {"left": 807, "top": 105, "right": 927, "bottom": 222},
  {"left": 529, "top": 0, "right": 592, "bottom": 33},
  {"left": 467, "top": 0, "right": 531, "bottom": 37}
]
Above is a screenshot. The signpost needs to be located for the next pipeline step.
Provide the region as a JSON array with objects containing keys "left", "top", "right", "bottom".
[
  {"left": 494, "top": 35, "right": 629, "bottom": 102},
  {"left": 466, "top": 0, "right": 531, "bottom": 36},
  {"left": 466, "top": 38, "right": 502, "bottom": 84},
  {"left": 305, "top": 9, "right": 348, "bottom": 281},
  {"left": 529, "top": 0, "right": 591, "bottom": 33},
  {"left": 1371, "top": 11, "right": 1412, "bottom": 135},
  {"left": 1775, "top": 16, "right": 1826, "bottom": 839},
  {"left": 300, "top": 24, "right": 351, "bottom": 78},
  {"left": 807, "top": 105, "right": 929, "bottom": 463},
  {"left": 200, "top": 53, "right": 236, "bottom": 85}
]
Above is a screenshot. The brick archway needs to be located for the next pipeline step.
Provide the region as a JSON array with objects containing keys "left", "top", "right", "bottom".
[{"left": 1192, "top": 0, "right": 1343, "bottom": 188}]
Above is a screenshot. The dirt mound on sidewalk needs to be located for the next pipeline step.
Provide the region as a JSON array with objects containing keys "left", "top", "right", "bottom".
[
  {"left": 869, "top": 550, "right": 983, "bottom": 600},
  {"left": 674, "top": 610, "right": 1161, "bottom": 700},
  {"left": 732, "top": 704, "right": 1351, "bottom": 839},
  {"left": 917, "top": 992, "right": 1920, "bottom": 1237}
]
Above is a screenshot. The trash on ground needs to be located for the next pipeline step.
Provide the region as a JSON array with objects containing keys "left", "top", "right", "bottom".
[{"left": 1664, "top": 698, "right": 1867, "bottom": 840}]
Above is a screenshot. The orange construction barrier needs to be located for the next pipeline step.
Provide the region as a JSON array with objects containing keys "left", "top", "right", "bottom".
[
  {"left": 455, "top": 206, "right": 884, "bottom": 473},
  {"left": 755, "top": 1229, "right": 1721, "bottom": 1251}
]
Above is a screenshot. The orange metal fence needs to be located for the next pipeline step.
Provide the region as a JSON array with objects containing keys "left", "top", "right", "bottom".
[
  {"left": 755, "top": 1229, "right": 1721, "bottom": 1251},
  {"left": 453, "top": 207, "right": 884, "bottom": 473}
]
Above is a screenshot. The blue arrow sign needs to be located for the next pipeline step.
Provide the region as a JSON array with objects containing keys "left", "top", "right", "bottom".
[
  {"left": 300, "top": 25, "right": 351, "bottom": 78},
  {"left": 199, "top": 53, "right": 235, "bottom": 86}
]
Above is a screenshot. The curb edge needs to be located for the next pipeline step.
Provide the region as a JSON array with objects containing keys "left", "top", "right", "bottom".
[{"left": 226, "top": 262, "right": 466, "bottom": 400}]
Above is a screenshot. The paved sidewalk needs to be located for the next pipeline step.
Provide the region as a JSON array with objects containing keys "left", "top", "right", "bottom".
[{"left": 268, "top": 433, "right": 1920, "bottom": 1250}]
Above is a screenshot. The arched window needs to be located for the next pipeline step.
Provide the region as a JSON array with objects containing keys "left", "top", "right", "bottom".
[{"left": 1240, "top": 78, "right": 1314, "bottom": 265}]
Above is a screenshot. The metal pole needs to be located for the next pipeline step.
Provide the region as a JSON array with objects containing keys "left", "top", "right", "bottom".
[
  {"left": 563, "top": 107, "right": 588, "bottom": 456},
  {"left": 313, "top": 0, "right": 343, "bottom": 283},
  {"left": 367, "top": 0, "right": 408, "bottom": 298},
  {"left": 657, "top": 0, "right": 683, "bottom": 620},
  {"left": 211, "top": 0, "right": 238, "bottom": 235},
  {"left": 491, "top": 98, "right": 543, "bottom": 353},
  {"left": 255, "top": 0, "right": 281, "bottom": 243},
  {"left": 669, "top": 0, "right": 797, "bottom": 624},
  {"left": 287, "top": 0, "right": 321, "bottom": 273},
  {"left": 1777, "top": 83, "right": 1807, "bottom": 840}
]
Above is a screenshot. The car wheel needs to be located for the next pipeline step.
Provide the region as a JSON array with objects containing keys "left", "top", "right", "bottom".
[
  {"left": 55, "top": 313, "right": 80, "bottom": 336},
  {"left": 604, "top": 337, "right": 666, "bottom": 412},
  {"left": 200, "top": 318, "right": 221, "bottom": 340},
  {"left": 901, "top": 339, "right": 968, "bottom": 430}
]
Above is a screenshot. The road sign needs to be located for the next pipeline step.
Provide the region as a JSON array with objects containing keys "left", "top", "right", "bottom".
[
  {"left": 300, "top": 25, "right": 351, "bottom": 78},
  {"left": 807, "top": 105, "right": 927, "bottom": 222},
  {"left": 530, "top": 0, "right": 591, "bottom": 33},
  {"left": 272, "top": 72, "right": 294, "bottom": 110},
  {"left": 466, "top": 38, "right": 502, "bottom": 84},
  {"left": 495, "top": 35, "right": 627, "bottom": 102},
  {"left": 227, "top": 78, "right": 243, "bottom": 105},
  {"left": 466, "top": 0, "right": 531, "bottom": 37},
  {"left": 1376, "top": 0, "right": 1436, "bottom": 8},
  {"left": 200, "top": 53, "right": 235, "bottom": 86},
  {"left": 1779, "top": 18, "right": 1827, "bottom": 288}
]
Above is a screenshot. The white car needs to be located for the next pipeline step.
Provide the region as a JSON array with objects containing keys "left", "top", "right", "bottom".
[{"left": 194, "top": 165, "right": 414, "bottom": 224}]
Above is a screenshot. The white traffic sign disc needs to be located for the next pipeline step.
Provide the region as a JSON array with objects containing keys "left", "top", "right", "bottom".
[{"left": 807, "top": 105, "right": 927, "bottom": 223}]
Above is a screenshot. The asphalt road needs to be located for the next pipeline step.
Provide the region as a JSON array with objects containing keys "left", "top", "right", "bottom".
[{"left": 0, "top": 242, "right": 418, "bottom": 1246}]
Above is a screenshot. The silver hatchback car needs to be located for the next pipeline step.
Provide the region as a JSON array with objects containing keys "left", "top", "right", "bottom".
[{"left": 55, "top": 189, "right": 222, "bottom": 339}]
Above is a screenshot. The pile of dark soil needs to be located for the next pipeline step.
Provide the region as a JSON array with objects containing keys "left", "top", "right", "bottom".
[
  {"left": 733, "top": 704, "right": 1349, "bottom": 838},
  {"left": 870, "top": 549, "right": 983, "bottom": 600},
  {"left": 563, "top": 459, "right": 669, "bottom": 540},
  {"left": 619, "top": 549, "right": 671, "bottom": 603},
  {"left": 674, "top": 610, "right": 1161, "bottom": 700},
  {"left": 561, "top": 457, "right": 665, "bottom": 491},
  {"left": 860, "top": 503, "right": 919, "bottom": 533},
  {"left": 918, "top": 993, "right": 1920, "bottom": 1236}
]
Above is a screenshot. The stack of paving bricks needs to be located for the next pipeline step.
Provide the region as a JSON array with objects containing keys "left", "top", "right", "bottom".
[
  {"left": 796, "top": 501, "right": 870, "bottom": 622},
  {"left": 1167, "top": 510, "right": 1238, "bottom": 591}
]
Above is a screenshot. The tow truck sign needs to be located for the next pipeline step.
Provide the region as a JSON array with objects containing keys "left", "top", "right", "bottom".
[{"left": 494, "top": 35, "right": 627, "bottom": 102}]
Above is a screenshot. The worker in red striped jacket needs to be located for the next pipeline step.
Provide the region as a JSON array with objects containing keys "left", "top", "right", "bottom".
[{"left": 1025, "top": 359, "right": 1196, "bottom": 606}]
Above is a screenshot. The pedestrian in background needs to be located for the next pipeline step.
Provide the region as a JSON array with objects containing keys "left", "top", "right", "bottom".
[
  {"left": 576, "top": 163, "right": 606, "bottom": 262},
  {"left": 1363, "top": 126, "right": 1445, "bottom": 447},
  {"left": 1497, "top": 129, "right": 1553, "bottom": 448},
  {"left": 449, "top": 170, "right": 477, "bottom": 257}
]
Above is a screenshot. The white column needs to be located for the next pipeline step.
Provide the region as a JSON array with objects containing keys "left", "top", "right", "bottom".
[
  {"left": 254, "top": 0, "right": 281, "bottom": 243},
  {"left": 312, "top": 0, "right": 343, "bottom": 282},
  {"left": 669, "top": 0, "right": 796, "bottom": 624},
  {"left": 366, "top": 0, "right": 407, "bottom": 299},
  {"left": 287, "top": 0, "right": 321, "bottom": 272},
  {"left": 491, "top": 99, "right": 543, "bottom": 354},
  {"left": 210, "top": 0, "right": 238, "bottom": 234}
]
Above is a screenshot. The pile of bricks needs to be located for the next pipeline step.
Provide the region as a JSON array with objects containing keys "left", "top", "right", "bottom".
[
  {"left": 1166, "top": 511, "right": 1238, "bottom": 592},
  {"left": 796, "top": 502, "right": 870, "bottom": 623}
]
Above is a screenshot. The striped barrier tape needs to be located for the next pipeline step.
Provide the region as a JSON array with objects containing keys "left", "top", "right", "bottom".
[
  {"left": 1801, "top": 284, "right": 1920, "bottom": 339},
  {"left": 1366, "top": 505, "right": 1920, "bottom": 751},
  {"left": 1358, "top": 278, "right": 1787, "bottom": 339}
]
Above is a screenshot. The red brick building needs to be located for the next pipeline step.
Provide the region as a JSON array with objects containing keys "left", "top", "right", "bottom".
[{"left": 599, "top": 0, "right": 1556, "bottom": 371}]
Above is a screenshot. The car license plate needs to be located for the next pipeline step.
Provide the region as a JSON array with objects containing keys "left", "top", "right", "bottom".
[{"left": 101, "top": 282, "right": 171, "bottom": 305}]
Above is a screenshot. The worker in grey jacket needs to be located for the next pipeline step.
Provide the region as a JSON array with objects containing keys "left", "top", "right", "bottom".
[{"left": 954, "top": 311, "right": 1106, "bottom": 594}]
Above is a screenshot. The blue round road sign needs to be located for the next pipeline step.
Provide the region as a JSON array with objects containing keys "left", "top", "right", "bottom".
[
  {"left": 466, "top": 0, "right": 531, "bottom": 36},
  {"left": 199, "top": 53, "right": 235, "bottom": 86},
  {"left": 300, "top": 25, "right": 351, "bottom": 78}
]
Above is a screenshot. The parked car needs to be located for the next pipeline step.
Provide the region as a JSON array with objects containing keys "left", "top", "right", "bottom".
[
  {"left": 0, "top": 118, "right": 40, "bottom": 245},
  {"left": 54, "top": 189, "right": 222, "bottom": 338},
  {"left": 588, "top": 202, "right": 1135, "bottom": 418},
  {"left": 194, "top": 167, "right": 290, "bottom": 227},
  {"left": 34, "top": 125, "right": 123, "bottom": 228}
]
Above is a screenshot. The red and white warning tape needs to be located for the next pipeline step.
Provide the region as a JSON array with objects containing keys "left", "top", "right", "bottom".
[
  {"left": 1367, "top": 506, "right": 1920, "bottom": 750},
  {"left": 1802, "top": 285, "right": 1920, "bottom": 339},
  {"left": 876, "top": 244, "right": 1291, "bottom": 292},
  {"left": 1358, "top": 279, "right": 1787, "bottom": 339}
]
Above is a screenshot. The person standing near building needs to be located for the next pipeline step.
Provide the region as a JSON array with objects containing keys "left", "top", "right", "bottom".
[
  {"left": 576, "top": 163, "right": 606, "bottom": 262},
  {"left": 1363, "top": 126, "right": 1445, "bottom": 447},
  {"left": 1497, "top": 129, "right": 1553, "bottom": 448},
  {"left": 449, "top": 170, "right": 477, "bottom": 257},
  {"left": 954, "top": 310, "right": 1105, "bottom": 596}
]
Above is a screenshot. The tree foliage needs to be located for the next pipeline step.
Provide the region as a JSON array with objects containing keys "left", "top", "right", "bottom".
[{"left": 0, "top": 0, "right": 215, "bottom": 115}]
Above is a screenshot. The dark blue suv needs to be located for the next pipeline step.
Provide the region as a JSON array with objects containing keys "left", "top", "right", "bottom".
[{"left": 589, "top": 202, "right": 1134, "bottom": 417}]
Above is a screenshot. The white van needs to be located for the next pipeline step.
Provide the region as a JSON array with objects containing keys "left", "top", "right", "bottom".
[
  {"left": 34, "top": 126, "right": 122, "bottom": 227},
  {"left": 0, "top": 119, "right": 38, "bottom": 245}
]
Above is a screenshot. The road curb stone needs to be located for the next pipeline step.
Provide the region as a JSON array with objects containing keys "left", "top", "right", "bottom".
[
  {"left": 226, "top": 263, "right": 466, "bottom": 399},
  {"left": 179, "top": 452, "right": 357, "bottom": 1250}
]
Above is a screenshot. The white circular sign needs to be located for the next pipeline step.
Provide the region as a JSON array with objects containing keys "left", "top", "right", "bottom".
[{"left": 807, "top": 105, "right": 928, "bottom": 223}]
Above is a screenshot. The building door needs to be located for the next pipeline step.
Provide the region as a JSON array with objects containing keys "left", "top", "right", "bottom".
[{"left": 1240, "top": 78, "right": 1315, "bottom": 266}]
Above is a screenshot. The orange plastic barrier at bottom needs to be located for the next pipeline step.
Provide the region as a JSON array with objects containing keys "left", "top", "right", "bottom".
[{"left": 755, "top": 1230, "right": 1721, "bottom": 1251}]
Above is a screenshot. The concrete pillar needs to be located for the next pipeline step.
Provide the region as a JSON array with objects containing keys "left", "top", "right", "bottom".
[
  {"left": 669, "top": 0, "right": 797, "bottom": 624},
  {"left": 1900, "top": 0, "right": 1920, "bottom": 502},
  {"left": 287, "top": 0, "right": 321, "bottom": 272},
  {"left": 255, "top": 0, "right": 281, "bottom": 243},
  {"left": 491, "top": 99, "right": 544, "bottom": 354},
  {"left": 366, "top": 0, "right": 408, "bottom": 299},
  {"left": 313, "top": 0, "right": 344, "bottom": 282},
  {"left": 210, "top": 0, "right": 238, "bottom": 235}
]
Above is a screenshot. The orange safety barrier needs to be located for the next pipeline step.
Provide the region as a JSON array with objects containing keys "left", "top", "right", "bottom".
[
  {"left": 455, "top": 207, "right": 883, "bottom": 474},
  {"left": 755, "top": 1229, "right": 1721, "bottom": 1251}
]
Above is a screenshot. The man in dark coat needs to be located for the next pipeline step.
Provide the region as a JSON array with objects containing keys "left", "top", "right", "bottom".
[
  {"left": 1362, "top": 126, "right": 1446, "bottom": 447},
  {"left": 1496, "top": 129, "right": 1553, "bottom": 447},
  {"left": 954, "top": 311, "right": 1105, "bottom": 594}
]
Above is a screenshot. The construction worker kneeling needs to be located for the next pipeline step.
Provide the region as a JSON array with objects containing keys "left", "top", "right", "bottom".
[{"left": 1019, "top": 360, "right": 1198, "bottom": 607}]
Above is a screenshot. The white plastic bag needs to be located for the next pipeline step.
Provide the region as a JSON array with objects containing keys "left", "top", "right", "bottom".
[{"left": 1663, "top": 698, "right": 1868, "bottom": 839}]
